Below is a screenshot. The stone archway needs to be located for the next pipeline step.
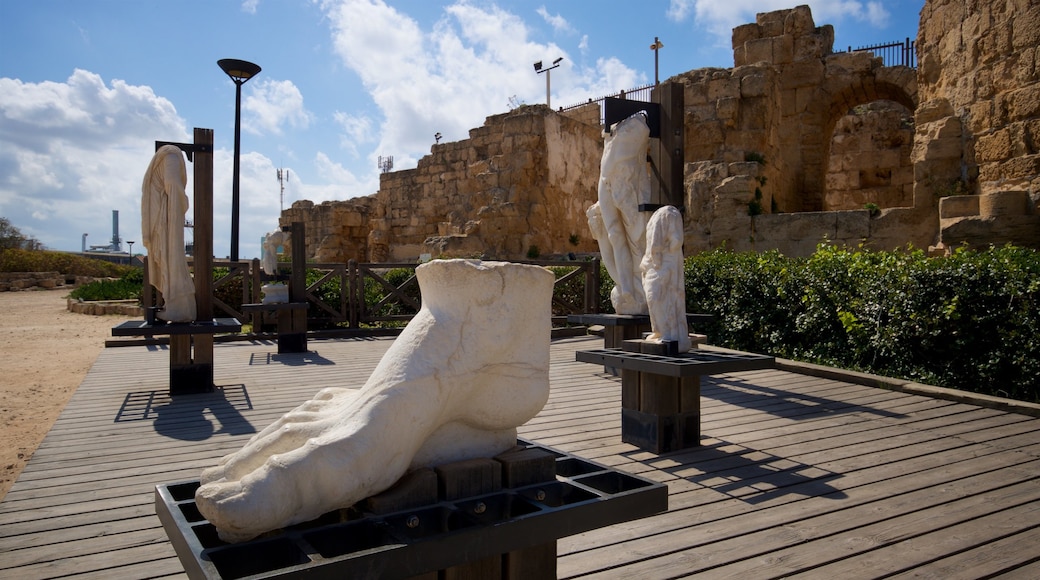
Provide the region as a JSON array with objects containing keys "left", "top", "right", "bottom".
[{"left": 814, "top": 70, "right": 918, "bottom": 212}]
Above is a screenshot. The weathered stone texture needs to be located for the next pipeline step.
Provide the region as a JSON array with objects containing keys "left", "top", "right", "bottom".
[{"left": 282, "top": 106, "right": 601, "bottom": 262}]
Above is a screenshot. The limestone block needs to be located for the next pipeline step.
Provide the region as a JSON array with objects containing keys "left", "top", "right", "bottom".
[
  {"left": 731, "top": 23, "right": 760, "bottom": 50},
  {"left": 1011, "top": 6, "right": 1040, "bottom": 50},
  {"left": 793, "top": 35, "right": 823, "bottom": 62},
  {"left": 772, "top": 34, "right": 795, "bottom": 65},
  {"left": 979, "top": 190, "right": 1028, "bottom": 217},
  {"left": 795, "top": 87, "right": 816, "bottom": 114},
  {"left": 833, "top": 210, "right": 871, "bottom": 239},
  {"left": 783, "top": 5, "right": 816, "bottom": 36},
  {"left": 940, "top": 195, "right": 981, "bottom": 219},
  {"left": 739, "top": 69, "right": 772, "bottom": 98},
  {"left": 1011, "top": 85, "right": 1040, "bottom": 121},
  {"left": 976, "top": 129, "right": 1013, "bottom": 162},
  {"left": 781, "top": 60, "right": 825, "bottom": 90},
  {"left": 716, "top": 175, "right": 755, "bottom": 195},
  {"left": 716, "top": 97, "right": 739, "bottom": 127},
  {"left": 733, "top": 46, "right": 748, "bottom": 68},
  {"left": 744, "top": 37, "right": 774, "bottom": 64}
]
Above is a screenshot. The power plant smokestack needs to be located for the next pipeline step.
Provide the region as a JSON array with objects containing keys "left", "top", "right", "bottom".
[{"left": 110, "top": 210, "right": 121, "bottom": 252}]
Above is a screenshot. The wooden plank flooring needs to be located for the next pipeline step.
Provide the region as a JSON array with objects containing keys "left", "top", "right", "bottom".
[{"left": 1, "top": 335, "right": 1039, "bottom": 579}]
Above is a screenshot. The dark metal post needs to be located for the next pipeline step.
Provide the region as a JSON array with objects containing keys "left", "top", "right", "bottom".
[
  {"left": 230, "top": 81, "right": 242, "bottom": 262},
  {"left": 217, "top": 59, "right": 261, "bottom": 262}
]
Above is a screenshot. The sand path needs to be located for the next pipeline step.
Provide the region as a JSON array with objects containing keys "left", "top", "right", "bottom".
[{"left": 0, "top": 289, "right": 135, "bottom": 500}]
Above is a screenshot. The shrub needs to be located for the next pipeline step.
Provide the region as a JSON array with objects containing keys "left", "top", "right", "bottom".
[
  {"left": 684, "top": 244, "right": 1040, "bottom": 402},
  {"left": 0, "top": 249, "right": 133, "bottom": 278},
  {"left": 68, "top": 269, "right": 143, "bottom": 301}
]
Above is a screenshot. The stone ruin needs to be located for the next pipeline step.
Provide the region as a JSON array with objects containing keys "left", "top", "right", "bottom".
[{"left": 282, "top": 0, "right": 1040, "bottom": 261}]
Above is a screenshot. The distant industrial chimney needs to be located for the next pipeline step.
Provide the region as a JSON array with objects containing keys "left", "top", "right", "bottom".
[{"left": 110, "top": 210, "right": 121, "bottom": 252}]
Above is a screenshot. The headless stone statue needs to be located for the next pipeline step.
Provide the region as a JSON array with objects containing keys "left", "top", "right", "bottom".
[
  {"left": 586, "top": 112, "right": 651, "bottom": 315},
  {"left": 141, "top": 145, "right": 196, "bottom": 322},
  {"left": 641, "top": 206, "right": 691, "bottom": 352},
  {"left": 195, "top": 260, "right": 555, "bottom": 542},
  {"left": 261, "top": 230, "right": 289, "bottom": 276}
]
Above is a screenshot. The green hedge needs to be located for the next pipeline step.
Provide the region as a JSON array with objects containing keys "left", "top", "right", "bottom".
[
  {"left": 679, "top": 244, "right": 1040, "bottom": 402},
  {"left": 0, "top": 249, "right": 133, "bottom": 278}
]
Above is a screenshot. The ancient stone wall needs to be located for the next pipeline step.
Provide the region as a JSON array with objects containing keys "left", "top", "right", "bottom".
[
  {"left": 680, "top": 5, "right": 926, "bottom": 255},
  {"left": 282, "top": 106, "right": 602, "bottom": 262},
  {"left": 917, "top": 0, "right": 1040, "bottom": 249}
]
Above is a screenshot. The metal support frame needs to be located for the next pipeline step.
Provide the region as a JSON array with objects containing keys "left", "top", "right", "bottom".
[{"left": 602, "top": 81, "right": 685, "bottom": 212}]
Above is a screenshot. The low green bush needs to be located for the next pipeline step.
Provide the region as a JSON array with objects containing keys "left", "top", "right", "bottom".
[
  {"left": 68, "top": 269, "right": 143, "bottom": 301},
  {"left": 0, "top": 249, "right": 133, "bottom": 277},
  {"left": 683, "top": 243, "right": 1040, "bottom": 402}
]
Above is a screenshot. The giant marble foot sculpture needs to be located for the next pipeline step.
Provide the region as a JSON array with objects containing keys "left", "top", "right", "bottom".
[{"left": 195, "top": 260, "right": 555, "bottom": 542}]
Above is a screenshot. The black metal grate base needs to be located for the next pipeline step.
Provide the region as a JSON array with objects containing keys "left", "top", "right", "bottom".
[{"left": 156, "top": 438, "right": 667, "bottom": 579}]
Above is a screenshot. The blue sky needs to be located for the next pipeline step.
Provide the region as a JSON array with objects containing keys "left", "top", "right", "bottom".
[{"left": 0, "top": 0, "right": 923, "bottom": 259}]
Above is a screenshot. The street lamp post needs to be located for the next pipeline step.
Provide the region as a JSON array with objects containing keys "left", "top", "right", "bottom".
[
  {"left": 127, "top": 240, "right": 135, "bottom": 264},
  {"left": 217, "top": 58, "right": 261, "bottom": 262},
  {"left": 533, "top": 57, "right": 563, "bottom": 109},
  {"left": 650, "top": 37, "right": 664, "bottom": 85}
]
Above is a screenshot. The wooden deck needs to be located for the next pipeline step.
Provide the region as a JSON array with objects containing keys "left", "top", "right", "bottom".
[{"left": 2, "top": 335, "right": 1039, "bottom": 579}]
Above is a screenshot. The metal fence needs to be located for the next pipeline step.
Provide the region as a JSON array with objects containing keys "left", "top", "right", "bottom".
[
  {"left": 848, "top": 37, "right": 917, "bottom": 68},
  {"left": 560, "top": 83, "right": 655, "bottom": 125}
]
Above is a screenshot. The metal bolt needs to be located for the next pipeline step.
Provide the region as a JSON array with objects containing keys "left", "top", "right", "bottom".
[
  {"left": 406, "top": 515, "right": 420, "bottom": 528},
  {"left": 474, "top": 502, "right": 486, "bottom": 514},
  {"left": 535, "top": 490, "right": 546, "bottom": 501}
]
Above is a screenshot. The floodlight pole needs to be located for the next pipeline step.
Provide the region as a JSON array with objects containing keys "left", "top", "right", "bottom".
[
  {"left": 534, "top": 57, "right": 563, "bottom": 109},
  {"left": 651, "top": 37, "right": 664, "bottom": 85},
  {"left": 217, "top": 58, "right": 261, "bottom": 262}
]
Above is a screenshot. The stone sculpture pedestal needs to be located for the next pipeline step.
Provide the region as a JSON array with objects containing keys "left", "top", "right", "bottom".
[
  {"left": 155, "top": 439, "right": 667, "bottom": 579},
  {"left": 576, "top": 342, "right": 774, "bottom": 453}
]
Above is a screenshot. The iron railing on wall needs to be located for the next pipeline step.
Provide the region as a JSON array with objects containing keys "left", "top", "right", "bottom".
[
  {"left": 560, "top": 83, "right": 656, "bottom": 126},
  {"left": 848, "top": 37, "right": 917, "bottom": 68},
  {"left": 560, "top": 36, "right": 917, "bottom": 123}
]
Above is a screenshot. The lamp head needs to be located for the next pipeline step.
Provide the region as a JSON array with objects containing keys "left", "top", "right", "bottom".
[
  {"left": 218, "top": 59, "right": 262, "bottom": 83},
  {"left": 552, "top": 57, "right": 563, "bottom": 65},
  {"left": 533, "top": 61, "right": 542, "bottom": 72}
]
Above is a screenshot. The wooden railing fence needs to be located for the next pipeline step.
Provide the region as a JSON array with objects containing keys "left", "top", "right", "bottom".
[{"left": 191, "top": 258, "right": 601, "bottom": 332}]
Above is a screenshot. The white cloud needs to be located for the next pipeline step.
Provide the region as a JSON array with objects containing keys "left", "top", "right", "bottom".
[
  {"left": 318, "top": 0, "right": 642, "bottom": 179},
  {"left": 667, "top": 0, "right": 694, "bottom": 22},
  {"left": 333, "top": 111, "right": 375, "bottom": 157},
  {"left": 0, "top": 70, "right": 189, "bottom": 251},
  {"left": 242, "top": 0, "right": 260, "bottom": 14},
  {"left": 536, "top": 6, "right": 574, "bottom": 35},
  {"left": 669, "top": 0, "right": 893, "bottom": 45},
  {"left": 242, "top": 78, "right": 312, "bottom": 136}
]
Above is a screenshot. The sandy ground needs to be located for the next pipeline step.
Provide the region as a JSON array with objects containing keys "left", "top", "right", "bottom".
[{"left": 0, "top": 288, "right": 135, "bottom": 501}]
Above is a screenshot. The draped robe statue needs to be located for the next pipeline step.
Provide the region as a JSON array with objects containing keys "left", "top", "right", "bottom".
[{"left": 141, "top": 145, "right": 196, "bottom": 322}]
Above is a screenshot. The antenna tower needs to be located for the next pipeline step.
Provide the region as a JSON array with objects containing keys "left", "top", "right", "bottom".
[
  {"left": 277, "top": 168, "right": 290, "bottom": 212},
  {"left": 378, "top": 155, "right": 394, "bottom": 173}
]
